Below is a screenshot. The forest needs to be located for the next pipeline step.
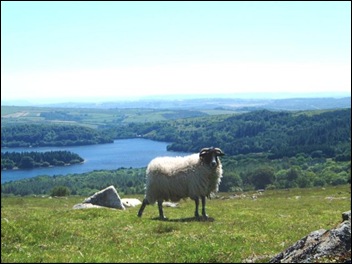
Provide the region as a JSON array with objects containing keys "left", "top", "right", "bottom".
[
  {"left": 104, "top": 109, "right": 351, "bottom": 160},
  {"left": 1, "top": 151, "right": 84, "bottom": 170},
  {"left": 1, "top": 108, "right": 351, "bottom": 196},
  {"left": 1, "top": 123, "right": 113, "bottom": 147}
]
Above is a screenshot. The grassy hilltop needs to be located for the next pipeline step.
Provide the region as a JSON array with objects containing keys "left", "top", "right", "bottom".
[{"left": 1, "top": 185, "right": 350, "bottom": 263}]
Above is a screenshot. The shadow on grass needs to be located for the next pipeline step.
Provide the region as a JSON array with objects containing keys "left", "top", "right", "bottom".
[{"left": 151, "top": 216, "right": 215, "bottom": 222}]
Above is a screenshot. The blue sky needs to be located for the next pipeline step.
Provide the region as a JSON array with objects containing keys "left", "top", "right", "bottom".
[{"left": 1, "top": 1, "right": 351, "bottom": 102}]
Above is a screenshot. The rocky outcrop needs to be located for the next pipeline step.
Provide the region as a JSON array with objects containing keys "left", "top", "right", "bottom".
[
  {"left": 269, "top": 210, "right": 351, "bottom": 263},
  {"left": 72, "top": 203, "right": 106, "bottom": 209},
  {"left": 73, "top": 185, "right": 125, "bottom": 210}
]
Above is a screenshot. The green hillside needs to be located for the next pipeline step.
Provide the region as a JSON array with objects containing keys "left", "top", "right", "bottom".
[
  {"left": 106, "top": 109, "right": 351, "bottom": 158},
  {"left": 2, "top": 108, "right": 350, "bottom": 195}
]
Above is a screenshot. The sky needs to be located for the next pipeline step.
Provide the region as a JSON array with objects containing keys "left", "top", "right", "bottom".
[{"left": 1, "top": 1, "right": 351, "bottom": 103}]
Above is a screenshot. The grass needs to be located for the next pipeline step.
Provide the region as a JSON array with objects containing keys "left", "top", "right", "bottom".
[{"left": 1, "top": 185, "right": 351, "bottom": 263}]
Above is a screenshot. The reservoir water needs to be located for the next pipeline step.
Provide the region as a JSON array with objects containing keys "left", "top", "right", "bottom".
[{"left": 1, "top": 138, "right": 190, "bottom": 184}]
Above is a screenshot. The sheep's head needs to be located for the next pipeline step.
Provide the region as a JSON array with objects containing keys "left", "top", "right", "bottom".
[{"left": 199, "top": 147, "right": 225, "bottom": 168}]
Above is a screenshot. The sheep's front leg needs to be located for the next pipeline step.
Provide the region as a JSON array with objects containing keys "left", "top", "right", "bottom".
[
  {"left": 158, "top": 199, "right": 167, "bottom": 220},
  {"left": 195, "top": 196, "right": 208, "bottom": 219}
]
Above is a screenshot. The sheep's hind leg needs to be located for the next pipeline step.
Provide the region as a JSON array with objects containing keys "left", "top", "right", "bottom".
[
  {"left": 157, "top": 199, "right": 167, "bottom": 220},
  {"left": 200, "top": 195, "right": 208, "bottom": 219},
  {"left": 137, "top": 198, "right": 148, "bottom": 217}
]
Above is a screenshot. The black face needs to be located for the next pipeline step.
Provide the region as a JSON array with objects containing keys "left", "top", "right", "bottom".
[{"left": 199, "top": 147, "right": 224, "bottom": 168}]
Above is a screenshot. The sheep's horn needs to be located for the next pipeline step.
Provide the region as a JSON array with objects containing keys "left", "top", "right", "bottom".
[
  {"left": 200, "top": 147, "right": 224, "bottom": 156},
  {"left": 214, "top": 148, "right": 225, "bottom": 156},
  {"left": 199, "top": 147, "right": 211, "bottom": 156}
]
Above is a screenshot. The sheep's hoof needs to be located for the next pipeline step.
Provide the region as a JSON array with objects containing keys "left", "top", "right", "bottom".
[{"left": 159, "top": 216, "right": 168, "bottom": 221}]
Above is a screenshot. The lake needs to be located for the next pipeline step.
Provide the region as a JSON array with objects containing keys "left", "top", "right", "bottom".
[{"left": 1, "top": 138, "right": 190, "bottom": 183}]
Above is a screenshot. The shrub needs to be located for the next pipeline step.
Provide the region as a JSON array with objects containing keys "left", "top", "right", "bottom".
[{"left": 50, "top": 186, "right": 70, "bottom": 197}]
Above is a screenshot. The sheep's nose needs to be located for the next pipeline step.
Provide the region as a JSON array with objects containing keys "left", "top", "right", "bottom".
[{"left": 211, "top": 161, "right": 217, "bottom": 167}]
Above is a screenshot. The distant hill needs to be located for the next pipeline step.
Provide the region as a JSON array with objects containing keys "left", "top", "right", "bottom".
[
  {"left": 3, "top": 96, "right": 350, "bottom": 111},
  {"left": 261, "top": 97, "right": 352, "bottom": 111}
]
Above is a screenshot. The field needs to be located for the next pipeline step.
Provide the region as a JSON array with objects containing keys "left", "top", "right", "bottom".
[
  {"left": 1, "top": 105, "right": 237, "bottom": 128},
  {"left": 1, "top": 185, "right": 350, "bottom": 263}
]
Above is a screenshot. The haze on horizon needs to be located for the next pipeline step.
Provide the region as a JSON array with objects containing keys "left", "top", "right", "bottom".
[{"left": 1, "top": 1, "right": 351, "bottom": 104}]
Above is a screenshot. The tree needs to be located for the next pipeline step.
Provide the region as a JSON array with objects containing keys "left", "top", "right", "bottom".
[
  {"left": 251, "top": 167, "right": 275, "bottom": 190},
  {"left": 19, "top": 156, "right": 35, "bottom": 169},
  {"left": 1, "top": 159, "right": 15, "bottom": 170},
  {"left": 219, "top": 172, "right": 242, "bottom": 192}
]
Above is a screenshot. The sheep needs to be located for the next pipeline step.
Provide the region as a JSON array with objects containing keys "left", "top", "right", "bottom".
[{"left": 137, "top": 147, "right": 224, "bottom": 220}]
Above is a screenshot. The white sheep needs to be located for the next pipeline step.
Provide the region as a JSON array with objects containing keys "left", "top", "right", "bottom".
[{"left": 137, "top": 147, "right": 224, "bottom": 220}]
